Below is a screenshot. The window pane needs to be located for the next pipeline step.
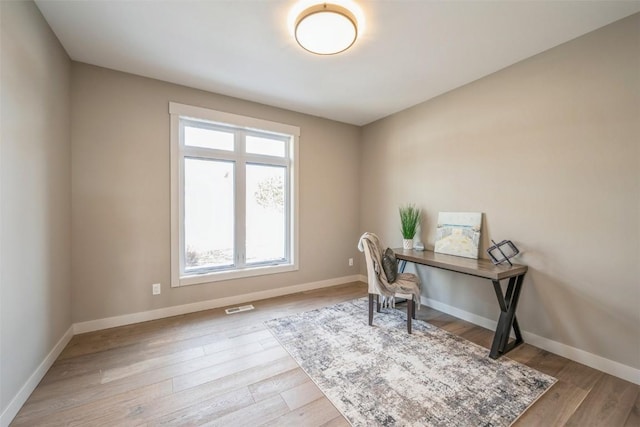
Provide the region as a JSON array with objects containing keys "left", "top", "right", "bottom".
[
  {"left": 246, "top": 164, "right": 286, "bottom": 264},
  {"left": 184, "top": 158, "right": 234, "bottom": 271},
  {"left": 245, "top": 135, "right": 285, "bottom": 157},
  {"left": 184, "top": 125, "right": 234, "bottom": 151}
]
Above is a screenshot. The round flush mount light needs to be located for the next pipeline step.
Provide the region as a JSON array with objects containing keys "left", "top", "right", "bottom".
[{"left": 294, "top": 3, "right": 358, "bottom": 55}]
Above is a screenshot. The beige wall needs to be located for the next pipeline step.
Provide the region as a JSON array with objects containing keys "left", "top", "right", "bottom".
[
  {"left": 360, "top": 14, "right": 639, "bottom": 369},
  {"left": 71, "top": 63, "right": 361, "bottom": 322},
  {"left": 0, "top": 0, "right": 72, "bottom": 415}
]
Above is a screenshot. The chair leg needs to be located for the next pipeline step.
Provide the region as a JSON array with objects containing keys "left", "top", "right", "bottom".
[
  {"left": 376, "top": 294, "right": 381, "bottom": 312},
  {"left": 407, "top": 298, "right": 413, "bottom": 334},
  {"left": 368, "top": 293, "right": 374, "bottom": 326},
  {"left": 412, "top": 299, "right": 416, "bottom": 320}
]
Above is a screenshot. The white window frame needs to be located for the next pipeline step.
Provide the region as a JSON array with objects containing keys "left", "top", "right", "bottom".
[{"left": 169, "top": 102, "right": 299, "bottom": 287}]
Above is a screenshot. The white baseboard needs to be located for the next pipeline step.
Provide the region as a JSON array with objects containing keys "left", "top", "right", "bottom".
[
  {"left": 521, "top": 331, "right": 640, "bottom": 385},
  {"left": 74, "top": 275, "right": 364, "bottom": 334},
  {"left": 0, "top": 326, "right": 74, "bottom": 427},
  {"left": 420, "top": 296, "right": 640, "bottom": 385},
  {"left": 422, "top": 296, "right": 498, "bottom": 331}
]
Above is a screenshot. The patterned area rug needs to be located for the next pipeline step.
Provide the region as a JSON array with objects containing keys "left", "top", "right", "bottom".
[{"left": 265, "top": 299, "right": 556, "bottom": 427}]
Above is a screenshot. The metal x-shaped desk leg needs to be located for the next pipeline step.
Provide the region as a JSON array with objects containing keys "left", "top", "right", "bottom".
[{"left": 489, "top": 275, "right": 525, "bottom": 359}]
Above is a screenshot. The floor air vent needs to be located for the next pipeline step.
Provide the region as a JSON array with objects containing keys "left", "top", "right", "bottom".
[{"left": 225, "top": 304, "right": 255, "bottom": 315}]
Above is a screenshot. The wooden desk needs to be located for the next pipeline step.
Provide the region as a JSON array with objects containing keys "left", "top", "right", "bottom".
[{"left": 393, "top": 248, "right": 528, "bottom": 359}]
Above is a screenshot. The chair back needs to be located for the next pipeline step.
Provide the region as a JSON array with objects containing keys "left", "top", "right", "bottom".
[{"left": 358, "top": 232, "right": 385, "bottom": 295}]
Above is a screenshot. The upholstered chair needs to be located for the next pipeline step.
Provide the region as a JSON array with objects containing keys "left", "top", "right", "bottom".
[{"left": 358, "top": 232, "right": 421, "bottom": 333}]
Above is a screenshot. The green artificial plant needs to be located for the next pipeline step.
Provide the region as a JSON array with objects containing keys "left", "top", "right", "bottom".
[{"left": 399, "top": 204, "right": 421, "bottom": 239}]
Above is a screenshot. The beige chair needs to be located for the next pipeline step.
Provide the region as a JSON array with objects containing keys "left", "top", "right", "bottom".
[{"left": 358, "top": 232, "right": 421, "bottom": 333}]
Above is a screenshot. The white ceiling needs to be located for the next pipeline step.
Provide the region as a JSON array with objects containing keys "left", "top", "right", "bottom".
[{"left": 35, "top": 0, "right": 640, "bottom": 126}]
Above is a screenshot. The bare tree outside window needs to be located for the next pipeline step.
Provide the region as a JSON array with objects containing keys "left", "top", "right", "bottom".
[{"left": 255, "top": 175, "right": 284, "bottom": 212}]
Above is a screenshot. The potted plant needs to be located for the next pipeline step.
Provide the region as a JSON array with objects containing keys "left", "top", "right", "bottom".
[{"left": 399, "top": 204, "right": 421, "bottom": 250}]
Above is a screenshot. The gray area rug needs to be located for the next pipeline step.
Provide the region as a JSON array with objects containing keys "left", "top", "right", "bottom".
[{"left": 265, "top": 299, "right": 556, "bottom": 427}]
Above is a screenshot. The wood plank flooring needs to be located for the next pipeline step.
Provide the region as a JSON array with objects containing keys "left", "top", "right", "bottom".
[{"left": 11, "top": 282, "right": 638, "bottom": 426}]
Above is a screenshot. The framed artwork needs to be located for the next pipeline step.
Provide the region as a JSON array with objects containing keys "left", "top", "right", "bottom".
[{"left": 434, "top": 212, "right": 482, "bottom": 259}]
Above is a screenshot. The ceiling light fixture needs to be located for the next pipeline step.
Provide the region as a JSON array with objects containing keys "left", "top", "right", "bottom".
[{"left": 294, "top": 3, "right": 358, "bottom": 55}]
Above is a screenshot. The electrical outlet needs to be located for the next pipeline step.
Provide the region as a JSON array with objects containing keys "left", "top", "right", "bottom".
[
  {"left": 152, "top": 283, "right": 161, "bottom": 295},
  {"left": 348, "top": 258, "right": 354, "bottom": 267}
]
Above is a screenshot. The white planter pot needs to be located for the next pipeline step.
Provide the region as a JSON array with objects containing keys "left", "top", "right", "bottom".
[{"left": 403, "top": 239, "right": 414, "bottom": 250}]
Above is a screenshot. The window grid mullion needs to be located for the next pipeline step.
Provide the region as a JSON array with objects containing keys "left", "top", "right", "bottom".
[
  {"left": 235, "top": 131, "right": 247, "bottom": 268},
  {"left": 243, "top": 155, "right": 288, "bottom": 166},
  {"left": 182, "top": 146, "right": 237, "bottom": 162}
]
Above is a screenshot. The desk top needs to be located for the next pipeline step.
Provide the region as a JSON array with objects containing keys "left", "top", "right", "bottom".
[{"left": 393, "top": 248, "right": 527, "bottom": 281}]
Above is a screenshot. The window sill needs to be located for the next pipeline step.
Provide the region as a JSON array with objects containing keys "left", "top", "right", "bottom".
[{"left": 173, "top": 263, "right": 298, "bottom": 287}]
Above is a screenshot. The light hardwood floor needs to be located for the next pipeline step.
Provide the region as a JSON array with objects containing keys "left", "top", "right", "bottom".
[{"left": 12, "top": 282, "right": 639, "bottom": 426}]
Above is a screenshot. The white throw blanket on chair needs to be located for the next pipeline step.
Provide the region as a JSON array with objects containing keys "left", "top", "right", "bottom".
[{"left": 358, "top": 232, "right": 421, "bottom": 310}]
